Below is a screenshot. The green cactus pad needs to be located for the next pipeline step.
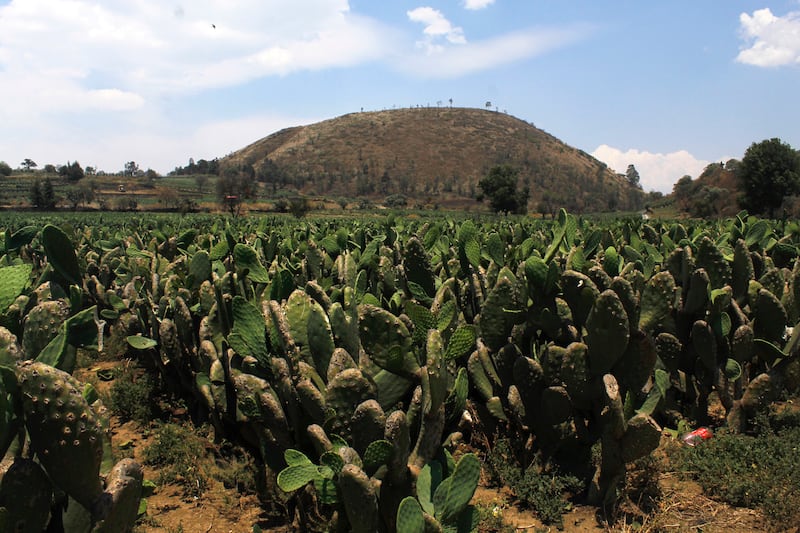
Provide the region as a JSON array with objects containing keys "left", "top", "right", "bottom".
[
  {"left": 233, "top": 243, "right": 269, "bottom": 283},
  {"left": 585, "top": 290, "right": 630, "bottom": 376},
  {"left": 92, "top": 458, "right": 144, "bottom": 533},
  {"left": 753, "top": 288, "right": 788, "bottom": 344},
  {"left": 0, "top": 264, "right": 31, "bottom": 313},
  {"left": 43, "top": 224, "right": 82, "bottom": 287},
  {"left": 467, "top": 350, "right": 493, "bottom": 401},
  {"left": 22, "top": 299, "right": 70, "bottom": 359},
  {"left": 620, "top": 414, "right": 662, "bottom": 463},
  {"left": 404, "top": 237, "right": 436, "bottom": 298},
  {"left": 326, "top": 368, "right": 376, "bottom": 437},
  {"left": 692, "top": 320, "right": 717, "bottom": 372},
  {"left": 732, "top": 239, "right": 755, "bottom": 303},
  {"left": 339, "top": 464, "right": 379, "bottom": 533},
  {"left": 479, "top": 276, "right": 522, "bottom": 352},
  {"left": 684, "top": 269, "right": 710, "bottom": 315},
  {"left": 639, "top": 271, "right": 676, "bottom": 335},
  {"left": 561, "top": 270, "right": 600, "bottom": 331},
  {"left": 614, "top": 329, "right": 658, "bottom": 394},
  {"left": 540, "top": 386, "right": 572, "bottom": 425},
  {"left": 350, "top": 399, "right": 386, "bottom": 455},
  {"left": 435, "top": 452, "right": 480, "bottom": 524},
  {"left": 17, "top": 361, "right": 104, "bottom": 510},
  {"left": 695, "top": 236, "right": 731, "bottom": 289},
  {"left": 396, "top": 496, "right": 425, "bottom": 533},
  {"left": 358, "top": 304, "right": 417, "bottom": 377},
  {"left": 731, "top": 325, "right": 755, "bottom": 363},
  {"left": 0, "top": 457, "right": 52, "bottom": 533},
  {"left": 227, "top": 296, "right": 270, "bottom": 370},
  {"left": 559, "top": 342, "right": 592, "bottom": 410},
  {"left": 655, "top": 332, "right": 682, "bottom": 372}
]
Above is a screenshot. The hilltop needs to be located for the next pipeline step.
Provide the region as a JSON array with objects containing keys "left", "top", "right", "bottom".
[{"left": 222, "top": 107, "right": 643, "bottom": 213}]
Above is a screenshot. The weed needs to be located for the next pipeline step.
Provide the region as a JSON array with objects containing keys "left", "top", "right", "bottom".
[
  {"left": 143, "top": 423, "right": 209, "bottom": 499},
  {"left": 475, "top": 503, "right": 516, "bottom": 533},
  {"left": 208, "top": 440, "right": 259, "bottom": 495},
  {"left": 109, "top": 366, "right": 154, "bottom": 424},
  {"left": 676, "top": 425, "right": 800, "bottom": 529},
  {"left": 486, "top": 438, "right": 583, "bottom": 528}
]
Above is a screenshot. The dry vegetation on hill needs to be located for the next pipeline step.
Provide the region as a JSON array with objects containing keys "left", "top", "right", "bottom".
[{"left": 223, "top": 107, "right": 643, "bottom": 213}]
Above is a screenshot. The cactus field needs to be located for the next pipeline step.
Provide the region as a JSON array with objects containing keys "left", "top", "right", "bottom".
[{"left": 1, "top": 209, "right": 800, "bottom": 531}]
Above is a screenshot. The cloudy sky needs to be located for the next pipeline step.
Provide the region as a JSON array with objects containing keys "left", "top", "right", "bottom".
[{"left": 1, "top": 1, "right": 799, "bottom": 193}]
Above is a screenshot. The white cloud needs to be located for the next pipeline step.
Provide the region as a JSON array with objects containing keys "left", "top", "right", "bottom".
[
  {"left": 591, "top": 145, "right": 719, "bottom": 194},
  {"left": 398, "top": 24, "right": 593, "bottom": 78},
  {"left": 407, "top": 6, "right": 467, "bottom": 53},
  {"left": 0, "top": 0, "right": 396, "bottom": 101},
  {"left": 737, "top": 8, "right": 800, "bottom": 66},
  {"left": 463, "top": 0, "right": 495, "bottom": 10}
]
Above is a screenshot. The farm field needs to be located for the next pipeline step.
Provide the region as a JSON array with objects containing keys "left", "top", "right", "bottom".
[{"left": 1, "top": 210, "right": 799, "bottom": 532}]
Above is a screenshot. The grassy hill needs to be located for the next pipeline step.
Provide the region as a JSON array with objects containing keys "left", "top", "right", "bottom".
[{"left": 222, "top": 107, "right": 643, "bottom": 213}]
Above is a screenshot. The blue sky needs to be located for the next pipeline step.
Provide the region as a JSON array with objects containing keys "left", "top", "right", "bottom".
[{"left": 1, "top": 1, "right": 799, "bottom": 192}]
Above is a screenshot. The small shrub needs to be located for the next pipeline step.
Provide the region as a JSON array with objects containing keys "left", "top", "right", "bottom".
[
  {"left": 288, "top": 197, "right": 310, "bottom": 218},
  {"left": 676, "top": 425, "right": 800, "bottom": 528},
  {"left": 486, "top": 438, "right": 583, "bottom": 528},
  {"left": 475, "top": 503, "right": 516, "bottom": 533},
  {"left": 143, "top": 423, "right": 209, "bottom": 498},
  {"left": 109, "top": 368, "right": 154, "bottom": 424}
]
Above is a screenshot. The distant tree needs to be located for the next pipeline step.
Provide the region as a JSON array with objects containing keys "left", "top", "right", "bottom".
[
  {"left": 64, "top": 184, "right": 94, "bottom": 210},
  {"left": 195, "top": 174, "right": 208, "bottom": 193},
  {"left": 41, "top": 178, "right": 55, "bottom": 209},
  {"left": 289, "top": 197, "right": 310, "bottom": 218},
  {"left": 738, "top": 138, "right": 800, "bottom": 217},
  {"left": 385, "top": 194, "right": 408, "bottom": 208},
  {"left": 21, "top": 158, "right": 37, "bottom": 171},
  {"left": 217, "top": 169, "right": 255, "bottom": 216},
  {"left": 29, "top": 180, "right": 42, "bottom": 207},
  {"left": 124, "top": 161, "right": 140, "bottom": 177},
  {"left": 30, "top": 178, "right": 56, "bottom": 209},
  {"left": 477, "top": 165, "right": 529, "bottom": 214},
  {"left": 0, "top": 161, "right": 11, "bottom": 176},
  {"left": 626, "top": 164, "right": 641, "bottom": 188},
  {"left": 58, "top": 161, "right": 84, "bottom": 181},
  {"left": 43, "top": 164, "right": 57, "bottom": 173},
  {"left": 84, "top": 166, "right": 96, "bottom": 176}
]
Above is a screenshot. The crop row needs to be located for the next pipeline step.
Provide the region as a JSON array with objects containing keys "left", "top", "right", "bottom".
[{"left": 1, "top": 210, "right": 799, "bottom": 531}]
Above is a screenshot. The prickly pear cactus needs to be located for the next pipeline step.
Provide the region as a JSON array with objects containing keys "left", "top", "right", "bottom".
[
  {"left": 22, "top": 299, "right": 70, "bottom": 359},
  {"left": 0, "top": 456, "right": 53, "bottom": 533},
  {"left": 16, "top": 361, "right": 105, "bottom": 510}
]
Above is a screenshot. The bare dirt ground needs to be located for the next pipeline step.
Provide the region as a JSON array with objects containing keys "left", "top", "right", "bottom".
[
  {"left": 77, "top": 361, "right": 780, "bottom": 533},
  {"left": 111, "top": 416, "right": 774, "bottom": 533}
]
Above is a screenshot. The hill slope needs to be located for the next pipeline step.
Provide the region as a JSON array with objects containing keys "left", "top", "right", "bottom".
[{"left": 223, "top": 107, "right": 642, "bottom": 212}]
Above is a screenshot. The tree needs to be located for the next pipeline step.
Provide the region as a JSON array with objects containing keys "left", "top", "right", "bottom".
[
  {"left": 30, "top": 178, "right": 56, "bottom": 209},
  {"left": 0, "top": 161, "right": 11, "bottom": 176},
  {"left": 195, "top": 174, "right": 208, "bottom": 193},
  {"left": 477, "top": 165, "right": 529, "bottom": 214},
  {"left": 217, "top": 169, "right": 255, "bottom": 216},
  {"left": 21, "top": 158, "right": 37, "bottom": 171},
  {"left": 43, "top": 164, "right": 57, "bottom": 174},
  {"left": 626, "top": 164, "right": 641, "bottom": 188},
  {"left": 124, "top": 161, "right": 140, "bottom": 177},
  {"left": 65, "top": 184, "right": 94, "bottom": 210},
  {"left": 738, "top": 138, "right": 800, "bottom": 217},
  {"left": 58, "top": 161, "right": 84, "bottom": 182}
]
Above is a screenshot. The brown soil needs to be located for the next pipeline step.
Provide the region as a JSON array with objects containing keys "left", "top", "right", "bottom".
[
  {"left": 110, "top": 418, "right": 775, "bottom": 533},
  {"left": 76, "top": 362, "right": 779, "bottom": 533}
]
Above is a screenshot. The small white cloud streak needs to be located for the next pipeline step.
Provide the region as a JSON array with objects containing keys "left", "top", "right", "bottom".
[
  {"left": 407, "top": 6, "right": 467, "bottom": 50},
  {"left": 591, "top": 145, "right": 719, "bottom": 194},
  {"left": 398, "top": 24, "right": 593, "bottom": 78},
  {"left": 737, "top": 8, "right": 800, "bottom": 66},
  {"left": 463, "top": 0, "right": 495, "bottom": 10}
]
